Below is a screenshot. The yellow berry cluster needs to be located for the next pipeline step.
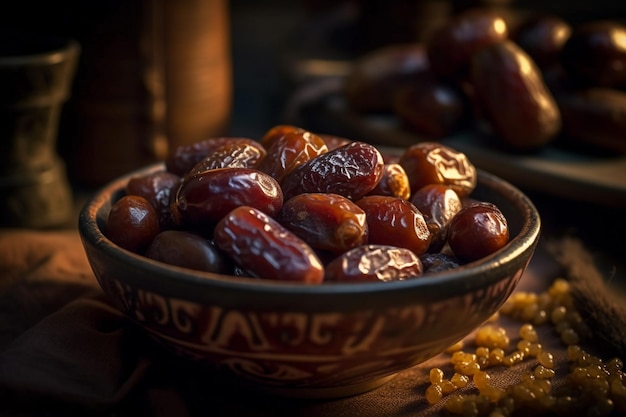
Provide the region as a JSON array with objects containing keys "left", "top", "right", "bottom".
[{"left": 423, "top": 278, "right": 626, "bottom": 416}]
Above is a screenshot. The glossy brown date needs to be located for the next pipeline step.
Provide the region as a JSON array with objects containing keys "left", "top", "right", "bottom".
[
  {"left": 355, "top": 195, "right": 431, "bottom": 256},
  {"left": 325, "top": 244, "right": 423, "bottom": 282},
  {"left": 512, "top": 14, "right": 572, "bottom": 70},
  {"left": 258, "top": 130, "right": 328, "bottom": 183},
  {"left": 410, "top": 184, "right": 462, "bottom": 252},
  {"left": 398, "top": 142, "right": 476, "bottom": 197},
  {"left": 281, "top": 141, "right": 384, "bottom": 201},
  {"left": 366, "top": 163, "right": 411, "bottom": 200},
  {"left": 259, "top": 124, "right": 307, "bottom": 149},
  {"left": 279, "top": 193, "right": 368, "bottom": 254},
  {"left": 126, "top": 171, "right": 181, "bottom": 229},
  {"left": 561, "top": 20, "right": 626, "bottom": 89},
  {"left": 165, "top": 137, "right": 264, "bottom": 176},
  {"left": 174, "top": 168, "right": 283, "bottom": 227},
  {"left": 557, "top": 88, "right": 626, "bottom": 154},
  {"left": 426, "top": 9, "right": 509, "bottom": 81},
  {"left": 187, "top": 141, "right": 266, "bottom": 176},
  {"left": 105, "top": 195, "right": 160, "bottom": 253},
  {"left": 447, "top": 202, "right": 509, "bottom": 263},
  {"left": 344, "top": 43, "right": 433, "bottom": 113},
  {"left": 146, "top": 230, "right": 231, "bottom": 274},
  {"left": 213, "top": 206, "right": 324, "bottom": 283},
  {"left": 470, "top": 40, "right": 561, "bottom": 150},
  {"left": 393, "top": 80, "right": 470, "bottom": 139}
]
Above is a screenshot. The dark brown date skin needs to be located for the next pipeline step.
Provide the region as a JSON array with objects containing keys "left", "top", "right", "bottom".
[
  {"left": 174, "top": 168, "right": 283, "bottom": 227},
  {"left": 325, "top": 244, "right": 423, "bottom": 282},
  {"left": 470, "top": 40, "right": 561, "bottom": 150},
  {"left": 447, "top": 202, "right": 509, "bottom": 263},
  {"left": 259, "top": 124, "right": 306, "bottom": 149},
  {"left": 165, "top": 137, "right": 264, "bottom": 176},
  {"left": 126, "top": 171, "right": 181, "bottom": 230},
  {"left": 355, "top": 195, "right": 431, "bottom": 256},
  {"left": 344, "top": 43, "right": 433, "bottom": 113},
  {"left": 410, "top": 184, "right": 462, "bottom": 252},
  {"left": 398, "top": 142, "right": 476, "bottom": 197},
  {"left": 105, "top": 195, "right": 160, "bottom": 254},
  {"left": 187, "top": 141, "right": 266, "bottom": 176},
  {"left": 281, "top": 141, "right": 384, "bottom": 201},
  {"left": 279, "top": 193, "right": 368, "bottom": 254},
  {"left": 561, "top": 20, "right": 626, "bottom": 89},
  {"left": 213, "top": 206, "right": 324, "bottom": 284},
  {"left": 146, "top": 230, "right": 231, "bottom": 274},
  {"left": 512, "top": 14, "right": 572, "bottom": 70},
  {"left": 557, "top": 88, "right": 626, "bottom": 154},
  {"left": 426, "top": 9, "right": 509, "bottom": 81},
  {"left": 366, "top": 163, "right": 411, "bottom": 200},
  {"left": 420, "top": 252, "right": 460, "bottom": 275},
  {"left": 393, "top": 80, "right": 470, "bottom": 138},
  {"left": 258, "top": 130, "right": 328, "bottom": 183}
]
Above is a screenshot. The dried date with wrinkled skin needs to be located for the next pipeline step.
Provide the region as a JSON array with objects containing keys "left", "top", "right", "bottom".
[
  {"left": 399, "top": 142, "right": 476, "bottom": 197},
  {"left": 259, "top": 124, "right": 307, "bottom": 149},
  {"left": 278, "top": 193, "right": 368, "bottom": 254},
  {"left": 174, "top": 168, "right": 283, "bottom": 227},
  {"left": 325, "top": 244, "right": 423, "bottom": 282},
  {"left": 165, "top": 137, "right": 264, "bottom": 176},
  {"left": 187, "top": 141, "right": 266, "bottom": 176},
  {"left": 366, "top": 163, "right": 411, "bottom": 200},
  {"left": 420, "top": 252, "right": 460, "bottom": 275},
  {"left": 214, "top": 206, "right": 324, "bottom": 283},
  {"left": 258, "top": 130, "right": 328, "bottom": 183},
  {"left": 447, "top": 201, "right": 509, "bottom": 263},
  {"left": 281, "top": 141, "right": 384, "bottom": 201},
  {"left": 410, "top": 184, "right": 462, "bottom": 252},
  {"left": 355, "top": 195, "right": 431, "bottom": 256}
]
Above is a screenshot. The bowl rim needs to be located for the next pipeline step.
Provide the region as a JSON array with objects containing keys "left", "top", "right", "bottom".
[{"left": 78, "top": 162, "right": 541, "bottom": 308}]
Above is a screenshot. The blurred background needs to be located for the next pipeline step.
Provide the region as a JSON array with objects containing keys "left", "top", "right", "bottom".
[{"left": 1, "top": 0, "right": 625, "bottom": 189}]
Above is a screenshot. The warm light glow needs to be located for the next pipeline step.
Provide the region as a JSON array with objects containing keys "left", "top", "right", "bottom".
[
  {"left": 493, "top": 18, "right": 507, "bottom": 36},
  {"left": 611, "top": 29, "right": 626, "bottom": 51}
]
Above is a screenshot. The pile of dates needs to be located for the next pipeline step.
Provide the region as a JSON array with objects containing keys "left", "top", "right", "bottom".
[
  {"left": 344, "top": 8, "right": 626, "bottom": 154},
  {"left": 104, "top": 125, "right": 510, "bottom": 284}
]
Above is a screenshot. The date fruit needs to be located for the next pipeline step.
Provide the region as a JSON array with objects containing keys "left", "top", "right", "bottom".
[
  {"left": 174, "top": 168, "right": 283, "bottom": 226},
  {"left": 165, "top": 137, "right": 264, "bottom": 176},
  {"left": 557, "top": 87, "right": 626, "bottom": 154},
  {"left": 187, "top": 140, "right": 266, "bottom": 176},
  {"left": 410, "top": 184, "right": 462, "bottom": 252},
  {"left": 447, "top": 202, "right": 509, "bottom": 262},
  {"left": 146, "top": 230, "right": 231, "bottom": 274},
  {"left": 561, "top": 20, "right": 626, "bottom": 89},
  {"left": 367, "top": 163, "right": 411, "bottom": 200},
  {"left": 398, "top": 142, "right": 476, "bottom": 197},
  {"left": 213, "top": 206, "right": 324, "bottom": 283},
  {"left": 281, "top": 141, "right": 384, "bottom": 201},
  {"left": 279, "top": 193, "right": 368, "bottom": 254},
  {"left": 258, "top": 130, "right": 328, "bottom": 183},
  {"left": 105, "top": 195, "right": 160, "bottom": 253},
  {"left": 427, "top": 9, "right": 509, "bottom": 81},
  {"left": 126, "top": 171, "right": 181, "bottom": 229},
  {"left": 355, "top": 195, "right": 431, "bottom": 256},
  {"left": 325, "top": 244, "right": 423, "bottom": 282},
  {"left": 470, "top": 40, "right": 561, "bottom": 150}
]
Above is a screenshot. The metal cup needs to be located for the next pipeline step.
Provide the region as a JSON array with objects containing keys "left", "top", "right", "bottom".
[{"left": 0, "top": 32, "right": 79, "bottom": 228}]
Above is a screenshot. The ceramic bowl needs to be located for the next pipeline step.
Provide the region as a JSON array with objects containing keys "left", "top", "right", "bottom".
[{"left": 78, "top": 163, "right": 540, "bottom": 399}]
